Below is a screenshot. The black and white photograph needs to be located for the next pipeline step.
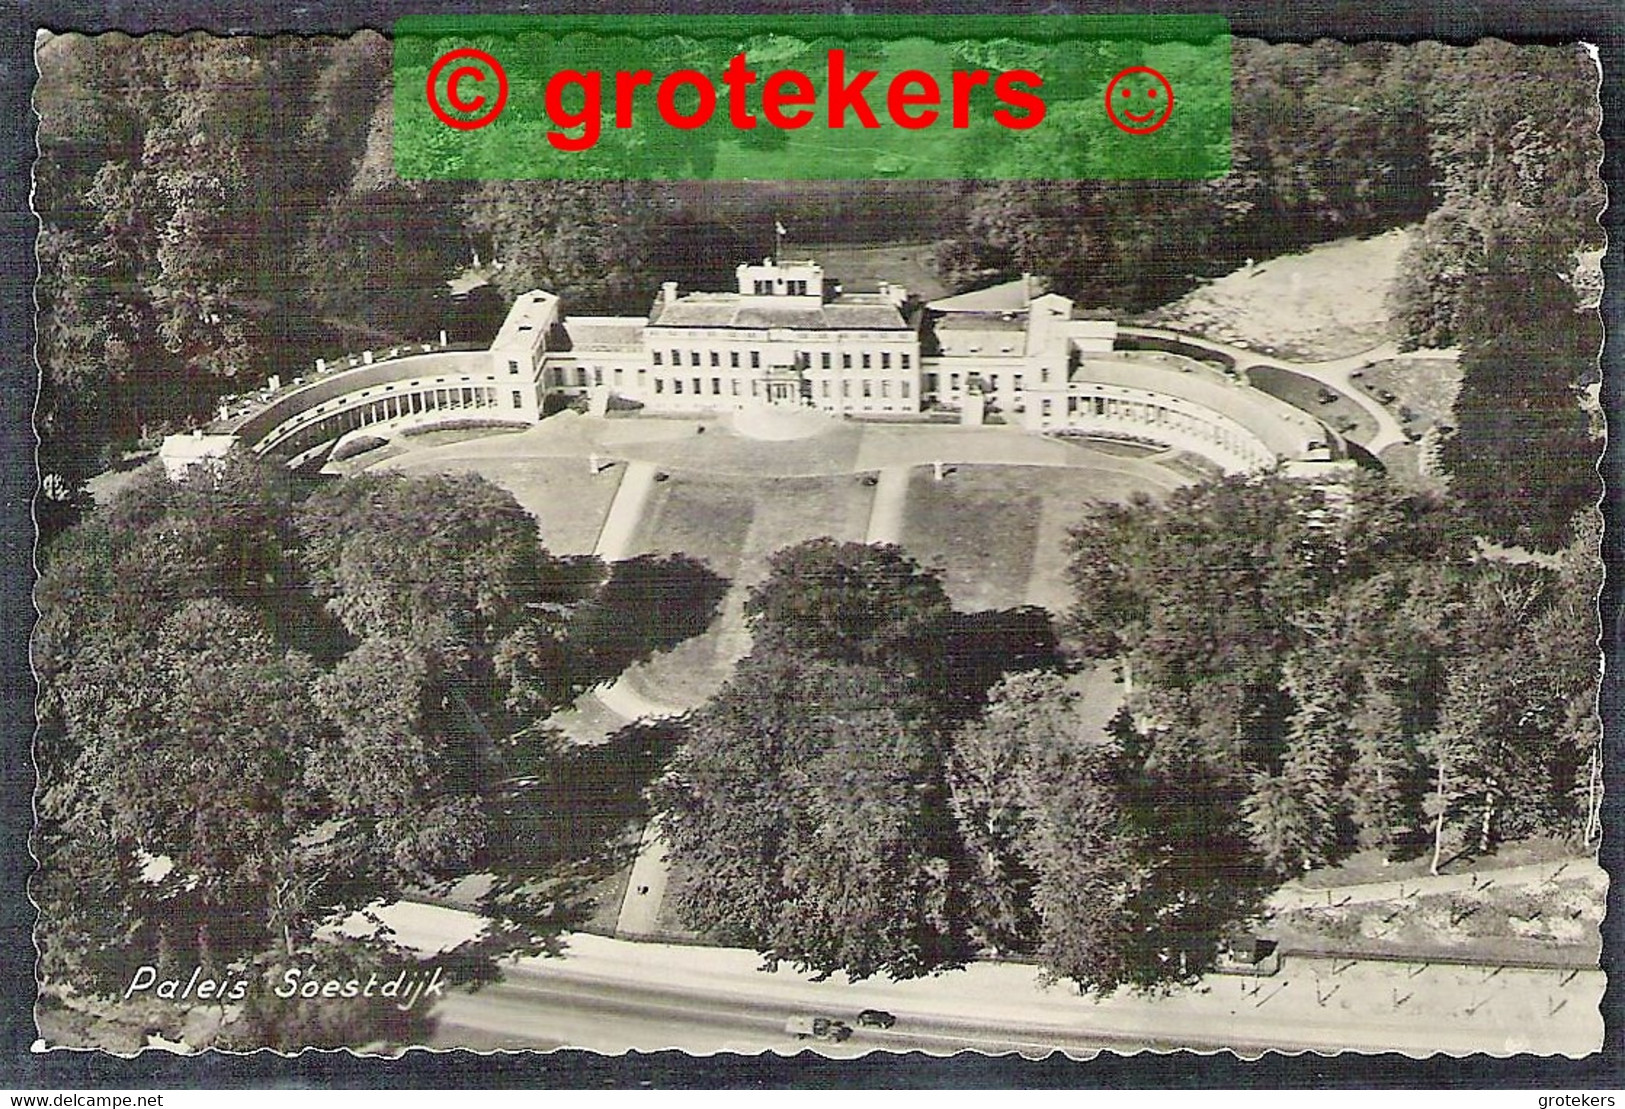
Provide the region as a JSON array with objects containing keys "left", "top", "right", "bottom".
[{"left": 11, "top": 2, "right": 1617, "bottom": 1080}]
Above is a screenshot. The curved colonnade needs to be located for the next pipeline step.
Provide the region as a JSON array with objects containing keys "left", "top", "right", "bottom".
[{"left": 211, "top": 332, "right": 1342, "bottom": 479}]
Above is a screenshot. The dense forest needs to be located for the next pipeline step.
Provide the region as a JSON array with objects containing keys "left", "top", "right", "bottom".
[
  {"left": 660, "top": 485, "right": 1601, "bottom": 991},
  {"left": 34, "top": 34, "right": 1603, "bottom": 547}
]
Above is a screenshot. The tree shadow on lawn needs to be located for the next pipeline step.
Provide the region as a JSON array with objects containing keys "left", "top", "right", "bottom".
[
  {"left": 558, "top": 553, "right": 730, "bottom": 697},
  {"left": 447, "top": 719, "right": 687, "bottom": 989},
  {"left": 941, "top": 604, "right": 1064, "bottom": 718}
]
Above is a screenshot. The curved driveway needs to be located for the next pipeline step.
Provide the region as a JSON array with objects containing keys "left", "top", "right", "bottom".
[{"left": 1120, "top": 325, "right": 1415, "bottom": 454}]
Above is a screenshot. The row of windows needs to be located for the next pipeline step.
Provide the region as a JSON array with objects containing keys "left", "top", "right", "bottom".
[
  {"left": 925, "top": 373, "right": 1026, "bottom": 394},
  {"left": 646, "top": 376, "right": 914, "bottom": 401},
  {"left": 650, "top": 348, "right": 912, "bottom": 371},
  {"left": 752, "top": 279, "right": 810, "bottom": 295}
]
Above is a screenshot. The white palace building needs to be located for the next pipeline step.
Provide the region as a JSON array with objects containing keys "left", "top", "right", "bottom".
[{"left": 167, "top": 258, "right": 1348, "bottom": 478}]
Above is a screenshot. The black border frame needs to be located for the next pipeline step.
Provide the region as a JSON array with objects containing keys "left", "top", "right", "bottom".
[{"left": 1, "top": 0, "right": 1620, "bottom": 1089}]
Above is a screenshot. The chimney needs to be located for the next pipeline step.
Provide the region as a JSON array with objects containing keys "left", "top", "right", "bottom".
[
  {"left": 662, "top": 281, "right": 679, "bottom": 307},
  {"left": 267, "top": 374, "right": 281, "bottom": 391}
]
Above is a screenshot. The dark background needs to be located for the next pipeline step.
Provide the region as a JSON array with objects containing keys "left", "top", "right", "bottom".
[{"left": 0, "top": 0, "right": 1620, "bottom": 1090}]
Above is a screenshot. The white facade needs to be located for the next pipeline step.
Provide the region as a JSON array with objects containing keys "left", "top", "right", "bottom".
[{"left": 184, "top": 258, "right": 1347, "bottom": 479}]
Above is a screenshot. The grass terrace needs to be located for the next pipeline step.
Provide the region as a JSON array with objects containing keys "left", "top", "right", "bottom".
[{"left": 617, "top": 472, "right": 877, "bottom": 710}]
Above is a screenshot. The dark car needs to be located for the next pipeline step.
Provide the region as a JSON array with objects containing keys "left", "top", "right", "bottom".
[{"left": 856, "top": 1009, "right": 897, "bottom": 1029}]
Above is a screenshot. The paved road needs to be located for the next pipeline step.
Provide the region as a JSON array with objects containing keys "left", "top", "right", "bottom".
[
  {"left": 368, "top": 905, "right": 1604, "bottom": 1057},
  {"left": 428, "top": 966, "right": 1199, "bottom": 1057}
]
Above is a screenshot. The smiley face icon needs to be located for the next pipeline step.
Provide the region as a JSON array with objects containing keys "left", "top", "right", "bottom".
[{"left": 1105, "top": 66, "right": 1174, "bottom": 134}]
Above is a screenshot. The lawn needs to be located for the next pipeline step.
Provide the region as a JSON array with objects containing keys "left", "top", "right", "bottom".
[
  {"left": 1140, "top": 229, "right": 1411, "bottom": 361},
  {"left": 900, "top": 464, "right": 1126, "bottom": 613},
  {"left": 1245, "top": 364, "right": 1379, "bottom": 444},
  {"left": 803, "top": 241, "right": 950, "bottom": 301},
  {"left": 381, "top": 454, "right": 624, "bottom": 557},
  {"left": 618, "top": 473, "right": 875, "bottom": 710}
]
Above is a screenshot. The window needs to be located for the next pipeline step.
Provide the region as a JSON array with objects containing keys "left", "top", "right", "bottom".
[
  {"left": 842, "top": 380, "right": 850, "bottom": 398},
  {"left": 614, "top": 368, "right": 624, "bottom": 384},
  {"left": 712, "top": 377, "right": 721, "bottom": 395},
  {"left": 901, "top": 381, "right": 911, "bottom": 399},
  {"left": 880, "top": 380, "right": 890, "bottom": 398},
  {"left": 508, "top": 359, "right": 520, "bottom": 375},
  {"left": 951, "top": 374, "right": 960, "bottom": 391},
  {"left": 788, "top": 280, "right": 807, "bottom": 295},
  {"left": 988, "top": 375, "right": 998, "bottom": 392},
  {"left": 1013, "top": 375, "right": 1023, "bottom": 391},
  {"left": 821, "top": 351, "right": 832, "bottom": 370},
  {"left": 862, "top": 353, "right": 872, "bottom": 369},
  {"left": 881, "top": 352, "right": 891, "bottom": 369},
  {"left": 593, "top": 368, "right": 603, "bottom": 386},
  {"left": 863, "top": 380, "right": 872, "bottom": 398},
  {"left": 671, "top": 350, "right": 681, "bottom": 366},
  {"left": 512, "top": 391, "right": 523, "bottom": 408},
  {"left": 655, "top": 379, "right": 665, "bottom": 394},
  {"left": 731, "top": 380, "right": 740, "bottom": 396},
  {"left": 674, "top": 379, "right": 684, "bottom": 394},
  {"left": 822, "top": 380, "right": 830, "bottom": 398},
  {"left": 551, "top": 368, "right": 564, "bottom": 386},
  {"left": 754, "top": 280, "right": 770, "bottom": 295},
  {"left": 690, "top": 351, "right": 700, "bottom": 366},
  {"left": 730, "top": 351, "right": 740, "bottom": 368},
  {"left": 652, "top": 351, "right": 663, "bottom": 365},
  {"left": 750, "top": 351, "right": 761, "bottom": 368},
  {"left": 901, "top": 353, "right": 911, "bottom": 369},
  {"left": 710, "top": 351, "right": 720, "bottom": 367},
  {"left": 693, "top": 378, "right": 702, "bottom": 394},
  {"left": 751, "top": 381, "right": 760, "bottom": 397},
  {"left": 842, "top": 353, "right": 853, "bottom": 370},
  {"left": 925, "top": 373, "right": 939, "bottom": 392}
]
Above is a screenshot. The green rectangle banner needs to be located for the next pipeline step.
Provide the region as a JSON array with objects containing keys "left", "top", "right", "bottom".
[{"left": 393, "top": 14, "right": 1230, "bottom": 180}]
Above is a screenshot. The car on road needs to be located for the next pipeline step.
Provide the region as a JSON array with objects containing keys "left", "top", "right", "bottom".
[
  {"left": 856, "top": 1009, "right": 896, "bottom": 1029},
  {"left": 785, "top": 1015, "right": 852, "bottom": 1042}
]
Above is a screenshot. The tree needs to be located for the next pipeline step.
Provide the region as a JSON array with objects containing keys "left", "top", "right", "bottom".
[
  {"left": 311, "top": 636, "right": 489, "bottom": 878},
  {"left": 949, "top": 675, "right": 1271, "bottom": 994},
  {"left": 296, "top": 470, "right": 551, "bottom": 670},
  {"left": 744, "top": 539, "right": 954, "bottom": 681},
  {"left": 1438, "top": 240, "right": 1600, "bottom": 550},
  {"left": 32, "top": 463, "right": 520, "bottom": 1048},
  {"left": 460, "top": 180, "right": 665, "bottom": 311},
  {"left": 662, "top": 654, "right": 966, "bottom": 980},
  {"left": 36, "top": 598, "right": 329, "bottom": 994}
]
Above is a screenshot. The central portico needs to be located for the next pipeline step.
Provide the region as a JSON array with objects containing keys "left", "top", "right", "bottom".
[{"left": 622, "top": 256, "right": 922, "bottom": 416}]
